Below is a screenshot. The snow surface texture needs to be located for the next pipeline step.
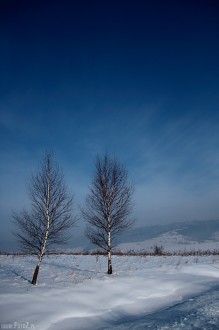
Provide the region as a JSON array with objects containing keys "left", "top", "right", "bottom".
[{"left": 0, "top": 255, "right": 219, "bottom": 329}]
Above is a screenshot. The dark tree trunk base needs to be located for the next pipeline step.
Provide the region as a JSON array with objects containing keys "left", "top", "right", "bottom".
[
  {"left": 108, "top": 260, "right": 112, "bottom": 274},
  {"left": 108, "top": 268, "right": 112, "bottom": 274},
  {"left": 32, "top": 265, "right": 39, "bottom": 285}
]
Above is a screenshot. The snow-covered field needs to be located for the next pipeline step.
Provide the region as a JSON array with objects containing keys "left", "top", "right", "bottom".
[{"left": 1, "top": 254, "right": 219, "bottom": 329}]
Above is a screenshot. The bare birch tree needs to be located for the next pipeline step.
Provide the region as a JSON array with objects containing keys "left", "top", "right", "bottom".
[
  {"left": 13, "top": 152, "right": 76, "bottom": 284},
  {"left": 81, "top": 153, "right": 134, "bottom": 274}
]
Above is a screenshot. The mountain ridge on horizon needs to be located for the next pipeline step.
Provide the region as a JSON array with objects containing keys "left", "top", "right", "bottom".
[
  {"left": 1, "top": 219, "right": 219, "bottom": 253},
  {"left": 67, "top": 219, "right": 219, "bottom": 251}
]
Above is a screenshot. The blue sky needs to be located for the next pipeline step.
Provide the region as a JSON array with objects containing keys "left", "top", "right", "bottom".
[{"left": 0, "top": 1, "right": 219, "bottom": 251}]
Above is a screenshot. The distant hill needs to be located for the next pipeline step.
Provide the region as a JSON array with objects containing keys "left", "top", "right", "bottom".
[
  {"left": 119, "top": 219, "right": 219, "bottom": 244},
  {"left": 3, "top": 219, "right": 218, "bottom": 253},
  {"left": 114, "top": 219, "right": 219, "bottom": 253},
  {"left": 67, "top": 219, "right": 219, "bottom": 252}
]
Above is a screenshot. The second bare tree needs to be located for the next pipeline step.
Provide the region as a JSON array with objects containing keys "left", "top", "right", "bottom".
[{"left": 82, "top": 153, "right": 134, "bottom": 274}]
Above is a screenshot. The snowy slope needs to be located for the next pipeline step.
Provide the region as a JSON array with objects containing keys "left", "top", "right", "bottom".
[
  {"left": 63, "top": 219, "right": 219, "bottom": 253},
  {"left": 120, "top": 219, "right": 219, "bottom": 244},
  {"left": 1, "top": 254, "right": 219, "bottom": 329},
  {"left": 117, "top": 230, "right": 219, "bottom": 253},
  {"left": 2, "top": 219, "right": 219, "bottom": 253}
]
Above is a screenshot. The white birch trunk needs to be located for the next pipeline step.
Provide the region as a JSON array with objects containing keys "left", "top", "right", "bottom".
[
  {"left": 107, "top": 215, "right": 112, "bottom": 274},
  {"left": 39, "top": 177, "right": 51, "bottom": 264},
  {"left": 32, "top": 176, "right": 51, "bottom": 284}
]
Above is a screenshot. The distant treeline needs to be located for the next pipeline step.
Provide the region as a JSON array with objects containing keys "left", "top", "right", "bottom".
[{"left": 1, "top": 249, "right": 219, "bottom": 256}]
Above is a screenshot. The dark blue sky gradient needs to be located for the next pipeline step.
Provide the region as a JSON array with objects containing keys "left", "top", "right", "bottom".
[{"left": 0, "top": 0, "right": 219, "bottom": 250}]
